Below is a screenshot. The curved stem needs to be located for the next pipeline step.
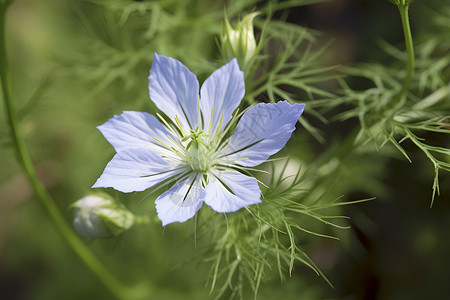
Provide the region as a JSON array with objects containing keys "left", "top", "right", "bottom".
[
  {"left": 0, "top": 3, "right": 149, "bottom": 300},
  {"left": 396, "top": 4, "right": 415, "bottom": 104}
]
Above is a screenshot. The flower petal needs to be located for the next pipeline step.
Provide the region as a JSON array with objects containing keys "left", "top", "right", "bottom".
[
  {"left": 97, "top": 111, "right": 174, "bottom": 152},
  {"left": 220, "top": 101, "right": 305, "bottom": 167},
  {"left": 204, "top": 170, "right": 261, "bottom": 213},
  {"left": 200, "top": 58, "right": 244, "bottom": 135},
  {"left": 148, "top": 53, "right": 199, "bottom": 130},
  {"left": 92, "top": 148, "right": 185, "bottom": 193},
  {"left": 155, "top": 174, "right": 206, "bottom": 226}
]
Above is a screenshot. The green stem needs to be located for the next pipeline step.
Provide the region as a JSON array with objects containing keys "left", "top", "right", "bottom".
[
  {"left": 396, "top": 4, "right": 415, "bottom": 103},
  {"left": 0, "top": 3, "right": 148, "bottom": 300},
  {"left": 134, "top": 215, "right": 157, "bottom": 225}
]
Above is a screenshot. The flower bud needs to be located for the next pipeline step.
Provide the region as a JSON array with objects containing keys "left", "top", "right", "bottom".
[
  {"left": 221, "top": 12, "right": 259, "bottom": 69},
  {"left": 72, "top": 194, "right": 135, "bottom": 238}
]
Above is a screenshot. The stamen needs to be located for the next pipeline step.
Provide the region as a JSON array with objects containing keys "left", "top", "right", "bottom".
[
  {"left": 152, "top": 137, "right": 171, "bottom": 149},
  {"left": 166, "top": 134, "right": 185, "bottom": 151},
  {"left": 156, "top": 113, "right": 182, "bottom": 138},
  {"left": 215, "top": 114, "right": 225, "bottom": 137},
  {"left": 209, "top": 108, "right": 214, "bottom": 135},
  {"left": 175, "top": 116, "right": 187, "bottom": 137}
]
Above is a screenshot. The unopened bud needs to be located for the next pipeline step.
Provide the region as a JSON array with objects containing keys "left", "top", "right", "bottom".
[
  {"left": 221, "top": 12, "right": 259, "bottom": 69},
  {"left": 72, "top": 194, "right": 135, "bottom": 238}
]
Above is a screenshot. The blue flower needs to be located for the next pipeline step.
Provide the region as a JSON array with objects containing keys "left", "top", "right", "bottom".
[{"left": 93, "top": 53, "right": 305, "bottom": 226}]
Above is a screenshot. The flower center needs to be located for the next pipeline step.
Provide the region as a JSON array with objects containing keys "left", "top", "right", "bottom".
[{"left": 182, "top": 129, "right": 213, "bottom": 172}]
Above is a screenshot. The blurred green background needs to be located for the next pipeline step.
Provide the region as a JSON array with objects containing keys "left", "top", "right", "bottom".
[{"left": 1, "top": 0, "right": 449, "bottom": 299}]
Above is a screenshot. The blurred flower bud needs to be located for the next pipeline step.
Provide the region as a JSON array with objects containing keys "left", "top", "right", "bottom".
[
  {"left": 221, "top": 12, "right": 259, "bottom": 69},
  {"left": 72, "top": 194, "right": 135, "bottom": 238}
]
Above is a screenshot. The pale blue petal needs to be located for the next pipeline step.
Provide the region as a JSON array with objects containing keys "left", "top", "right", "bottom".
[
  {"left": 204, "top": 171, "right": 261, "bottom": 213},
  {"left": 97, "top": 111, "right": 174, "bottom": 151},
  {"left": 200, "top": 58, "right": 244, "bottom": 135},
  {"left": 155, "top": 174, "right": 206, "bottom": 226},
  {"left": 92, "top": 148, "right": 184, "bottom": 193},
  {"left": 148, "top": 53, "right": 199, "bottom": 130},
  {"left": 220, "top": 101, "right": 305, "bottom": 167}
]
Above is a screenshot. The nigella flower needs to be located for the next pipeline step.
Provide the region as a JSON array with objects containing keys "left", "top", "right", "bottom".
[{"left": 93, "top": 53, "right": 305, "bottom": 226}]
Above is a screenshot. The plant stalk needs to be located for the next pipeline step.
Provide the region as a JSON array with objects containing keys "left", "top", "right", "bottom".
[
  {"left": 397, "top": 3, "right": 415, "bottom": 103},
  {"left": 0, "top": 3, "right": 147, "bottom": 299}
]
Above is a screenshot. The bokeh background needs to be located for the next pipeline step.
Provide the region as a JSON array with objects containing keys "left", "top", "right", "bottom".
[{"left": 1, "top": 0, "right": 449, "bottom": 299}]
